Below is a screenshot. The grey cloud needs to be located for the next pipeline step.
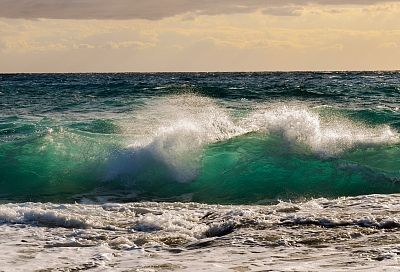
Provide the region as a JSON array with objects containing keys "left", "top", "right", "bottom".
[{"left": 0, "top": 0, "right": 398, "bottom": 20}]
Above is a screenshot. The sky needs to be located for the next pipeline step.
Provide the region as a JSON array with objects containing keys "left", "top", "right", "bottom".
[{"left": 0, "top": 0, "right": 400, "bottom": 72}]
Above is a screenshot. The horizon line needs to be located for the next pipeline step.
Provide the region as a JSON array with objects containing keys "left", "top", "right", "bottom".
[{"left": 1, "top": 69, "right": 400, "bottom": 75}]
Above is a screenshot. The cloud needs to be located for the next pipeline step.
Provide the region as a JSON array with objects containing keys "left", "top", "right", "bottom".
[
  {"left": 0, "top": 0, "right": 399, "bottom": 20},
  {"left": 380, "top": 41, "right": 398, "bottom": 48}
]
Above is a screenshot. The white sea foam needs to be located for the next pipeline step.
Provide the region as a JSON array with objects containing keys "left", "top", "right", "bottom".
[
  {"left": 2, "top": 195, "right": 400, "bottom": 271},
  {"left": 0, "top": 204, "right": 95, "bottom": 228}
]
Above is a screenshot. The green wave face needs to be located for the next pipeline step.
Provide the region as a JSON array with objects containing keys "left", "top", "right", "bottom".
[
  {"left": 1, "top": 118, "right": 399, "bottom": 204},
  {"left": 0, "top": 128, "right": 109, "bottom": 201},
  {"left": 191, "top": 135, "right": 400, "bottom": 204}
]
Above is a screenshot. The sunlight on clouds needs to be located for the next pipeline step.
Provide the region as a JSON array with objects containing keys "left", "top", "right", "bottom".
[
  {"left": 379, "top": 41, "right": 398, "bottom": 48},
  {"left": 0, "top": 2, "right": 400, "bottom": 71},
  {"left": 0, "top": 19, "right": 159, "bottom": 52}
]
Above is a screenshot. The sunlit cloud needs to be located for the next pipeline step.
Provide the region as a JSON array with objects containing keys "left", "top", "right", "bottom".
[{"left": 0, "top": 1, "right": 400, "bottom": 72}]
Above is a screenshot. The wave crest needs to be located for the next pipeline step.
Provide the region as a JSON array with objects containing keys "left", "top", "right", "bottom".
[
  {"left": 104, "top": 95, "right": 399, "bottom": 183},
  {"left": 105, "top": 95, "right": 244, "bottom": 183},
  {"left": 245, "top": 104, "right": 399, "bottom": 156}
]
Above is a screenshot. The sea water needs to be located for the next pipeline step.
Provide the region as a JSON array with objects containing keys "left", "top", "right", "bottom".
[{"left": 0, "top": 72, "right": 399, "bottom": 271}]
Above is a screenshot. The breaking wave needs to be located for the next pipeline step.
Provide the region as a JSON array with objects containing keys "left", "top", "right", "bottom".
[{"left": 0, "top": 95, "right": 399, "bottom": 203}]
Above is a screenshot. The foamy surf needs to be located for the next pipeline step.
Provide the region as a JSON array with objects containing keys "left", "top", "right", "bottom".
[{"left": 1, "top": 194, "right": 400, "bottom": 271}]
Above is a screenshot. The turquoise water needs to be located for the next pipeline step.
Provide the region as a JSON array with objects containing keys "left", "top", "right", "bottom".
[{"left": 0, "top": 72, "right": 399, "bottom": 203}]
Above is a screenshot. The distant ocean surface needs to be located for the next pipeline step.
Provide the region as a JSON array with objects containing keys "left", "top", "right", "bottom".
[{"left": 1, "top": 72, "right": 400, "bottom": 271}]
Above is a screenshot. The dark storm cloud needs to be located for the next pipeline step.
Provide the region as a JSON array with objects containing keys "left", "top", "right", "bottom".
[{"left": 0, "top": 0, "right": 398, "bottom": 20}]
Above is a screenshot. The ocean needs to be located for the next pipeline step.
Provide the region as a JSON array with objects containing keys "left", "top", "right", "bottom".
[{"left": 1, "top": 72, "right": 400, "bottom": 271}]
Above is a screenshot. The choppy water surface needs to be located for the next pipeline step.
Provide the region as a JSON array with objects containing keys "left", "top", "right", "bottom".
[{"left": 0, "top": 72, "right": 399, "bottom": 271}]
